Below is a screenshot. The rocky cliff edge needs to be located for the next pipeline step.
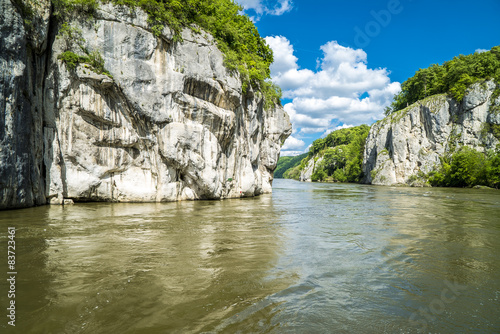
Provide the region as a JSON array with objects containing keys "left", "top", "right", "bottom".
[
  {"left": 0, "top": 1, "right": 291, "bottom": 208},
  {"left": 363, "top": 80, "right": 500, "bottom": 186}
]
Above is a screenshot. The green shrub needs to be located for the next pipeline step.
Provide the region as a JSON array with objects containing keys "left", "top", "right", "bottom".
[
  {"left": 87, "top": 50, "right": 108, "bottom": 75},
  {"left": 332, "top": 169, "right": 347, "bottom": 182},
  {"left": 491, "top": 124, "right": 500, "bottom": 141},
  {"left": 57, "top": 51, "right": 82, "bottom": 70},
  {"left": 449, "top": 147, "right": 486, "bottom": 186},
  {"left": 283, "top": 166, "right": 301, "bottom": 180},
  {"left": 485, "top": 151, "right": 500, "bottom": 188},
  {"left": 13, "top": 0, "right": 35, "bottom": 30},
  {"left": 56, "top": 21, "right": 112, "bottom": 77},
  {"left": 428, "top": 146, "right": 500, "bottom": 188},
  {"left": 311, "top": 169, "right": 327, "bottom": 182},
  {"left": 52, "top": 0, "right": 99, "bottom": 18}
]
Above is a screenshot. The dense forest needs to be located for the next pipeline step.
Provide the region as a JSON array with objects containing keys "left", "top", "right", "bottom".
[
  {"left": 49, "top": 0, "right": 281, "bottom": 106},
  {"left": 283, "top": 125, "right": 370, "bottom": 182},
  {"left": 387, "top": 46, "right": 500, "bottom": 113},
  {"left": 274, "top": 153, "right": 307, "bottom": 179}
]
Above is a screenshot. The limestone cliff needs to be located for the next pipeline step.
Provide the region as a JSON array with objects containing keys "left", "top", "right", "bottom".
[
  {"left": 0, "top": 1, "right": 291, "bottom": 209},
  {"left": 363, "top": 80, "right": 500, "bottom": 186},
  {"left": 299, "top": 157, "right": 321, "bottom": 182}
]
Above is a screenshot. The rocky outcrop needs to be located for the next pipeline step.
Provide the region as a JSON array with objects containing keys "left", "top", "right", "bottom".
[
  {"left": 363, "top": 80, "right": 499, "bottom": 186},
  {"left": 299, "top": 156, "right": 322, "bottom": 182},
  {"left": 0, "top": 0, "right": 51, "bottom": 209},
  {"left": 0, "top": 1, "right": 291, "bottom": 209}
]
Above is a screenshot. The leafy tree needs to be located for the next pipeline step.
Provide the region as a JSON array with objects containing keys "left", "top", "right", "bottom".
[
  {"left": 428, "top": 146, "right": 500, "bottom": 188},
  {"left": 390, "top": 46, "right": 500, "bottom": 112},
  {"left": 321, "top": 146, "right": 348, "bottom": 176},
  {"left": 485, "top": 150, "right": 500, "bottom": 188},
  {"left": 283, "top": 165, "right": 301, "bottom": 180},
  {"left": 311, "top": 169, "right": 327, "bottom": 182},
  {"left": 449, "top": 147, "right": 487, "bottom": 187}
]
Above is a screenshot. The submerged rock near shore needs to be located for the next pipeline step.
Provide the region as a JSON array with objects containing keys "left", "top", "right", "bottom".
[
  {"left": 363, "top": 80, "right": 500, "bottom": 186},
  {"left": 0, "top": 1, "right": 291, "bottom": 209}
]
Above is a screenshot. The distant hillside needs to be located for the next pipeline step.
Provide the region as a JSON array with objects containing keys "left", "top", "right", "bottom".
[
  {"left": 275, "top": 153, "right": 308, "bottom": 178},
  {"left": 285, "top": 125, "right": 371, "bottom": 182}
]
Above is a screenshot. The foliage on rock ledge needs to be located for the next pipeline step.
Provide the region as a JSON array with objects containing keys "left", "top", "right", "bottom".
[
  {"left": 56, "top": 22, "right": 112, "bottom": 77},
  {"left": 387, "top": 46, "right": 500, "bottom": 113},
  {"left": 51, "top": 0, "right": 281, "bottom": 107}
]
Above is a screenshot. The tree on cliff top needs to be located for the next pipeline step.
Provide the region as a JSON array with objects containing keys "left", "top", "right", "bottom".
[{"left": 388, "top": 46, "right": 500, "bottom": 113}]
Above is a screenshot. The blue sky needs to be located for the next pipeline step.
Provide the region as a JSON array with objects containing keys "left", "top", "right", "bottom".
[{"left": 235, "top": 0, "right": 500, "bottom": 156}]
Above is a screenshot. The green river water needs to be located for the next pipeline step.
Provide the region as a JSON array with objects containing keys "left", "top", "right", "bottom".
[{"left": 1, "top": 179, "right": 499, "bottom": 333}]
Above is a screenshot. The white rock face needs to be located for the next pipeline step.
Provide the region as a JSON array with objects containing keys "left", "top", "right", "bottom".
[
  {"left": 1, "top": 2, "right": 291, "bottom": 208},
  {"left": 299, "top": 157, "right": 322, "bottom": 182},
  {"left": 363, "top": 81, "right": 499, "bottom": 186}
]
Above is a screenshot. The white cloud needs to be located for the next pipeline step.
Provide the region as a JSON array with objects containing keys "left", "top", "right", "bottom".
[
  {"left": 265, "top": 36, "right": 401, "bottom": 143},
  {"left": 269, "top": 0, "right": 293, "bottom": 15},
  {"left": 322, "top": 124, "right": 354, "bottom": 137},
  {"left": 280, "top": 150, "right": 305, "bottom": 157},
  {"left": 236, "top": 0, "right": 293, "bottom": 20},
  {"left": 281, "top": 135, "right": 305, "bottom": 151},
  {"left": 475, "top": 48, "right": 488, "bottom": 53},
  {"left": 266, "top": 36, "right": 298, "bottom": 74}
]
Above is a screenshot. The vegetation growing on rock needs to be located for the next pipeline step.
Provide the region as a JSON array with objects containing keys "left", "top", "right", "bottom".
[
  {"left": 51, "top": 0, "right": 281, "bottom": 106},
  {"left": 387, "top": 46, "right": 500, "bottom": 114},
  {"left": 427, "top": 147, "right": 500, "bottom": 189},
  {"left": 56, "top": 22, "right": 112, "bottom": 76},
  {"left": 282, "top": 125, "right": 370, "bottom": 183}
]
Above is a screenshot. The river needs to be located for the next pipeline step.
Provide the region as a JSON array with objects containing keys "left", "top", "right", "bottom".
[{"left": 1, "top": 179, "right": 499, "bottom": 333}]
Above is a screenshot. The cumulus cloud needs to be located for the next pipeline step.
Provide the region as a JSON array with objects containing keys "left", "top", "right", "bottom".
[
  {"left": 280, "top": 150, "right": 305, "bottom": 157},
  {"left": 265, "top": 36, "right": 400, "bottom": 155},
  {"left": 281, "top": 136, "right": 306, "bottom": 151},
  {"left": 236, "top": 0, "right": 293, "bottom": 20},
  {"left": 475, "top": 48, "right": 488, "bottom": 53},
  {"left": 322, "top": 124, "right": 354, "bottom": 137}
]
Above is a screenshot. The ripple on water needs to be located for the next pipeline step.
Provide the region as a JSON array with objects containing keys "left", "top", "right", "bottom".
[{"left": 1, "top": 180, "right": 500, "bottom": 333}]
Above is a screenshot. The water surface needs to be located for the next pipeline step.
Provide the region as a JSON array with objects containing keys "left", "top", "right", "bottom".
[{"left": 1, "top": 180, "right": 499, "bottom": 333}]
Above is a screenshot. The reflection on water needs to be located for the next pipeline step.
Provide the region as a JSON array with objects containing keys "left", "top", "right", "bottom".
[{"left": 0, "top": 180, "right": 499, "bottom": 333}]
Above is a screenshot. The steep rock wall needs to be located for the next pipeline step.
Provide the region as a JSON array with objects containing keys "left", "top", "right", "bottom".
[
  {"left": 0, "top": 1, "right": 291, "bottom": 208},
  {"left": 299, "top": 156, "right": 322, "bottom": 182},
  {"left": 0, "top": 0, "right": 51, "bottom": 209},
  {"left": 363, "top": 81, "right": 500, "bottom": 186}
]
